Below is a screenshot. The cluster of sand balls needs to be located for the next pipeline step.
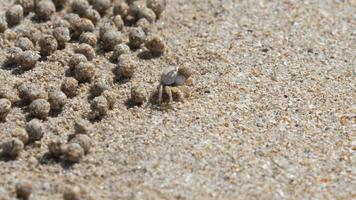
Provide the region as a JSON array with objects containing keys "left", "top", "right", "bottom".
[{"left": 0, "top": 0, "right": 167, "bottom": 164}]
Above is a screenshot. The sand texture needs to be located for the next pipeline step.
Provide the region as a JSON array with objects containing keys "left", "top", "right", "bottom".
[{"left": 0, "top": 0, "right": 355, "bottom": 199}]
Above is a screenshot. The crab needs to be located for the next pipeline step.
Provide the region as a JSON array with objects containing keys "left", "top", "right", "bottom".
[{"left": 156, "top": 65, "right": 193, "bottom": 104}]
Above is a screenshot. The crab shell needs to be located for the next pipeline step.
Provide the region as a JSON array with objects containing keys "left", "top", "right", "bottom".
[{"left": 161, "top": 66, "right": 192, "bottom": 86}]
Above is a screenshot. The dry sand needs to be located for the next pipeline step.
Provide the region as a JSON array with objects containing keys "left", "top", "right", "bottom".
[{"left": 0, "top": 0, "right": 355, "bottom": 199}]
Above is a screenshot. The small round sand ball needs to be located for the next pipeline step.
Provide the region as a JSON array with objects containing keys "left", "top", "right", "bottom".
[
  {"left": 1, "top": 138, "right": 23, "bottom": 157},
  {"left": 15, "top": 37, "right": 34, "bottom": 51},
  {"left": 74, "top": 61, "right": 96, "bottom": 83},
  {"left": 114, "top": 54, "right": 134, "bottom": 79},
  {"left": 83, "top": 8, "right": 101, "bottom": 25},
  {"left": 76, "top": 18, "right": 95, "bottom": 33},
  {"left": 145, "top": 35, "right": 165, "bottom": 55},
  {"left": 99, "top": 22, "right": 115, "bottom": 39},
  {"left": 114, "top": 2, "right": 129, "bottom": 17},
  {"left": 69, "top": 53, "right": 87, "bottom": 71},
  {"left": 128, "top": 1, "right": 144, "bottom": 17},
  {"left": 53, "top": 18, "right": 71, "bottom": 28},
  {"left": 91, "top": 96, "right": 109, "bottom": 117},
  {"left": 53, "top": 27, "right": 71, "bottom": 49},
  {"left": 75, "top": 43, "right": 95, "bottom": 61},
  {"left": 64, "top": 13, "right": 80, "bottom": 26},
  {"left": 79, "top": 32, "right": 97, "bottom": 47},
  {"left": 35, "top": 0, "right": 55, "bottom": 21},
  {"left": 48, "top": 139, "right": 65, "bottom": 157},
  {"left": 18, "top": 83, "right": 47, "bottom": 103},
  {"left": 26, "top": 119, "right": 45, "bottom": 142},
  {"left": 0, "top": 17, "right": 8, "bottom": 33},
  {"left": 147, "top": 0, "right": 166, "bottom": 18},
  {"left": 136, "top": 18, "right": 151, "bottom": 33},
  {"left": 0, "top": 98, "right": 11, "bottom": 121},
  {"left": 63, "top": 186, "right": 82, "bottom": 200},
  {"left": 112, "top": 15, "right": 124, "bottom": 31},
  {"left": 7, "top": 47, "right": 23, "bottom": 65},
  {"left": 15, "top": 182, "right": 32, "bottom": 200},
  {"left": 88, "top": 0, "right": 111, "bottom": 15},
  {"left": 70, "top": 134, "right": 91, "bottom": 154},
  {"left": 72, "top": 0, "right": 91, "bottom": 16},
  {"left": 6, "top": 5, "right": 24, "bottom": 27},
  {"left": 0, "top": 87, "right": 19, "bottom": 105},
  {"left": 53, "top": 0, "right": 68, "bottom": 9},
  {"left": 39, "top": 35, "right": 58, "bottom": 56},
  {"left": 63, "top": 143, "right": 84, "bottom": 162},
  {"left": 112, "top": 43, "right": 130, "bottom": 61},
  {"left": 12, "top": 127, "right": 29, "bottom": 145},
  {"left": 91, "top": 74, "right": 113, "bottom": 96},
  {"left": 48, "top": 90, "right": 67, "bottom": 110},
  {"left": 61, "top": 77, "right": 79, "bottom": 97},
  {"left": 138, "top": 7, "right": 156, "bottom": 23},
  {"left": 20, "top": 50, "right": 40, "bottom": 70},
  {"left": 102, "top": 90, "right": 115, "bottom": 109},
  {"left": 130, "top": 85, "right": 147, "bottom": 105},
  {"left": 129, "top": 27, "right": 146, "bottom": 48},
  {"left": 102, "top": 30, "right": 123, "bottom": 51},
  {"left": 29, "top": 99, "right": 50, "bottom": 119},
  {"left": 15, "top": 0, "right": 35, "bottom": 15},
  {"left": 74, "top": 118, "right": 92, "bottom": 135}
]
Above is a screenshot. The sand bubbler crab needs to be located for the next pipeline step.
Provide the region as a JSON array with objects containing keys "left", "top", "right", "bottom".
[{"left": 156, "top": 65, "right": 193, "bottom": 104}]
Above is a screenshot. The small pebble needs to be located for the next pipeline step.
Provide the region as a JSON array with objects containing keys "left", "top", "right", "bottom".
[
  {"left": 91, "top": 95, "right": 109, "bottom": 117},
  {"left": 18, "top": 82, "right": 47, "bottom": 103},
  {"left": 130, "top": 85, "right": 147, "bottom": 105},
  {"left": 0, "top": 98, "right": 11, "bottom": 121},
  {"left": 1, "top": 138, "right": 24, "bottom": 157},
  {"left": 0, "top": 17, "right": 8, "bottom": 33},
  {"left": 129, "top": 27, "right": 146, "bottom": 48},
  {"left": 48, "top": 89, "right": 67, "bottom": 110},
  {"left": 63, "top": 143, "right": 85, "bottom": 162},
  {"left": 147, "top": 0, "right": 166, "bottom": 18},
  {"left": 20, "top": 50, "right": 40, "bottom": 70},
  {"left": 69, "top": 53, "right": 87, "bottom": 71},
  {"left": 15, "top": 37, "right": 34, "bottom": 51},
  {"left": 88, "top": 0, "right": 111, "bottom": 15},
  {"left": 12, "top": 127, "right": 29, "bottom": 145},
  {"left": 15, "top": 0, "right": 35, "bottom": 15},
  {"left": 29, "top": 99, "right": 51, "bottom": 119},
  {"left": 83, "top": 8, "right": 101, "bottom": 24},
  {"left": 39, "top": 35, "right": 58, "bottom": 56},
  {"left": 79, "top": 32, "right": 97, "bottom": 47},
  {"left": 113, "top": 2, "right": 129, "bottom": 18},
  {"left": 111, "top": 43, "right": 130, "bottom": 61},
  {"left": 145, "top": 35, "right": 165, "bottom": 55},
  {"left": 91, "top": 74, "right": 113, "bottom": 96},
  {"left": 74, "top": 118, "right": 92, "bottom": 135},
  {"left": 15, "top": 182, "right": 32, "bottom": 200},
  {"left": 75, "top": 43, "right": 96, "bottom": 61},
  {"left": 53, "top": 27, "right": 71, "bottom": 49},
  {"left": 71, "top": 0, "right": 90, "bottom": 16},
  {"left": 6, "top": 5, "right": 24, "bottom": 26},
  {"left": 61, "top": 77, "right": 79, "bottom": 97},
  {"left": 114, "top": 54, "right": 135, "bottom": 79},
  {"left": 35, "top": 0, "right": 56, "bottom": 21},
  {"left": 102, "top": 30, "right": 123, "bottom": 51},
  {"left": 26, "top": 119, "right": 45, "bottom": 142},
  {"left": 69, "top": 134, "right": 91, "bottom": 154},
  {"left": 74, "top": 61, "right": 96, "bottom": 83}
]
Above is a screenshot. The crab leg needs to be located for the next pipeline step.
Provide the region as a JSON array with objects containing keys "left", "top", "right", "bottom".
[
  {"left": 165, "top": 86, "right": 173, "bottom": 103},
  {"left": 158, "top": 84, "right": 163, "bottom": 105}
]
